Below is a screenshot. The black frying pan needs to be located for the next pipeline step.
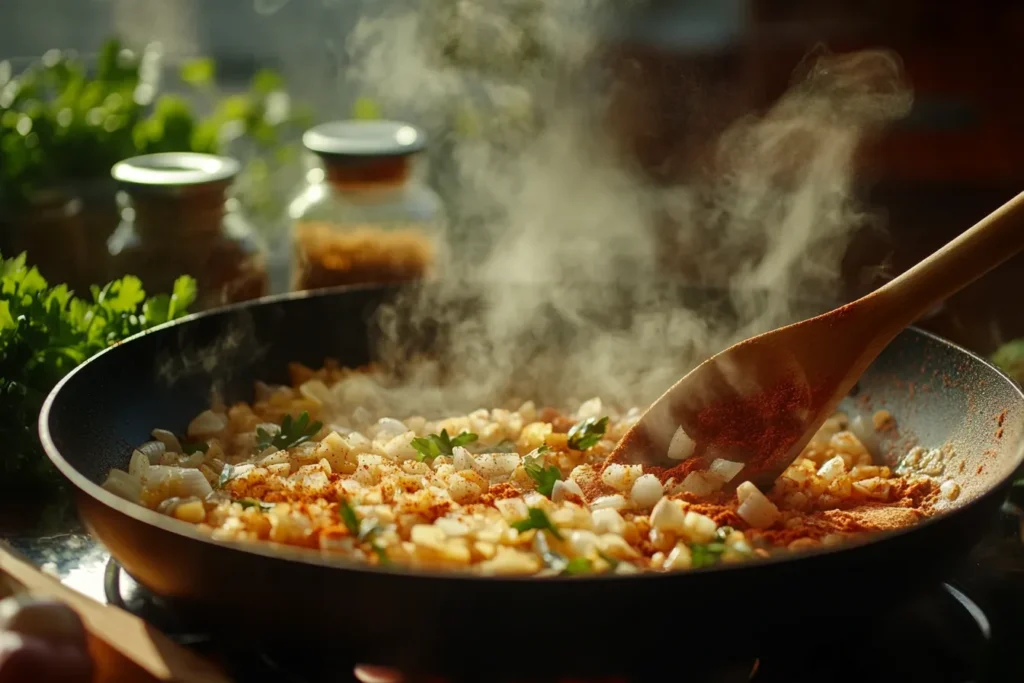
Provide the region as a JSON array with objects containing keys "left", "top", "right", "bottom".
[{"left": 38, "top": 284, "right": 1024, "bottom": 679}]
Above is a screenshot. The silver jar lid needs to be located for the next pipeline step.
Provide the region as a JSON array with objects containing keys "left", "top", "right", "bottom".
[
  {"left": 302, "top": 120, "right": 426, "bottom": 158},
  {"left": 111, "top": 152, "right": 240, "bottom": 193}
]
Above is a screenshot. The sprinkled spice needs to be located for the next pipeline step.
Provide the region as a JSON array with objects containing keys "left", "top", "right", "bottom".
[{"left": 687, "top": 376, "right": 815, "bottom": 477}]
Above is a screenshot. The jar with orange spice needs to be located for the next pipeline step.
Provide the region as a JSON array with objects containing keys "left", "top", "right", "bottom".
[
  {"left": 288, "top": 120, "right": 443, "bottom": 291},
  {"left": 106, "top": 153, "right": 268, "bottom": 311}
]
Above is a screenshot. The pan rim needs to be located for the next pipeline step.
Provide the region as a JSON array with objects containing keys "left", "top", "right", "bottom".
[{"left": 37, "top": 288, "right": 1024, "bottom": 585}]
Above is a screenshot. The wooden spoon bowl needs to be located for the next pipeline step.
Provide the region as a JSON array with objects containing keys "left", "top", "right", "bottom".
[{"left": 610, "top": 190, "right": 1024, "bottom": 490}]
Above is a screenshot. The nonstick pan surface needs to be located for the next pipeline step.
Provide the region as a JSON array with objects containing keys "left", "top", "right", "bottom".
[{"left": 39, "top": 284, "right": 1024, "bottom": 677}]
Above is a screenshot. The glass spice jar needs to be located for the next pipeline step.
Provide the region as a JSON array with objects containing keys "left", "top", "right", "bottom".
[
  {"left": 107, "top": 153, "right": 268, "bottom": 310},
  {"left": 288, "top": 120, "right": 444, "bottom": 292}
]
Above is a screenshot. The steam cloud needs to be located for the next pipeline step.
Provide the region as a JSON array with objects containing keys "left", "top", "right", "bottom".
[{"left": 337, "top": 0, "right": 912, "bottom": 417}]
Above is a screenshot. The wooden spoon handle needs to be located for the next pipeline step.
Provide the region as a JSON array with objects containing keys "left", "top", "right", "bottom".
[
  {"left": 0, "top": 543, "right": 230, "bottom": 683},
  {"left": 868, "top": 189, "right": 1024, "bottom": 334}
]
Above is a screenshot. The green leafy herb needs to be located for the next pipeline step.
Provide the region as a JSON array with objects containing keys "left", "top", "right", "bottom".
[
  {"left": 256, "top": 412, "right": 322, "bottom": 451},
  {"left": 523, "top": 449, "right": 561, "bottom": 498},
  {"left": 511, "top": 507, "right": 563, "bottom": 540},
  {"left": 237, "top": 499, "right": 275, "bottom": 512},
  {"left": 338, "top": 497, "right": 361, "bottom": 536},
  {"left": 690, "top": 542, "right": 728, "bottom": 569},
  {"left": 0, "top": 251, "right": 195, "bottom": 492},
  {"left": 410, "top": 429, "right": 478, "bottom": 462},
  {"left": 216, "top": 464, "right": 236, "bottom": 489},
  {"left": 181, "top": 440, "right": 208, "bottom": 455},
  {"left": 338, "top": 497, "right": 389, "bottom": 564},
  {"left": 563, "top": 557, "right": 593, "bottom": 575},
  {"left": 567, "top": 416, "right": 609, "bottom": 451}
]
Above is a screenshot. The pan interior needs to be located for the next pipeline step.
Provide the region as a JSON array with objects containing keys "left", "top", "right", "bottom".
[{"left": 41, "top": 284, "right": 1024, "bottom": 546}]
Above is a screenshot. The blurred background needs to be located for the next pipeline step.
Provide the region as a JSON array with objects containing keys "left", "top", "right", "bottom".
[{"left": 2, "top": 0, "right": 1024, "bottom": 359}]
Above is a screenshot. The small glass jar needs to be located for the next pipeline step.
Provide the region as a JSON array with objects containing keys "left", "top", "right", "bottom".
[
  {"left": 288, "top": 120, "right": 444, "bottom": 292},
  {"left": 107, "top": 153, "right": 268, "bottom": 310}
]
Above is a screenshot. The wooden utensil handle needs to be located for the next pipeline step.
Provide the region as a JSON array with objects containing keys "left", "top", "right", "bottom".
[
  {"left": 869, "top": 189, "right": 1024, "bottom": 334},
  {"left": 0, "top": 543, "right": 229, "bottom": 683}
]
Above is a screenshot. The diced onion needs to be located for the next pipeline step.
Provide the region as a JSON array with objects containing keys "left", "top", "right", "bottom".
[
  {"left": 649, "top": 497, "right": 687, "bottom": 533},
  {"left": 299, "top": 379, "right": 333, "bottom": 406},
  {"left": 667, "top": 427, "right": 695, "bottom": 461},
  {"left": 589, "top": 494, "right": 628, "bottom": 511},
  {"left": 453, "top": 446, "right": 474, "bottom": 472},
  {"left": 375, "top": 417, "right": 408, "bottom": 439},
  {"left": 708, "top": 458, "right": 744, "bottom": 482},
  {"left": 591, "top": 508, "right": 627, "bottom": 535},
  {"left": 601, "top": 464, "right": 642, "bottom": 492},
  {"left": 735, "top": 482, "right": 781, "bottom": 529},
  {"left": 682, "top": 511, "right": 717, "bottom": 543},
  {"left": 187, "top": 410, "right": 227, "bottom": 438},
  {"left": 101, "top": 469, "right": 141, "bottom": 502},
  {"left": 629, "top": 474, "right": 664, "bottom": 509},
  {"left": 128, "top": 450, "right": 151, "bottom": 479},
  {"left": 137, "top": 440, "right": 167, "bottom": 462},
  {"left": 663, "top": 543, "right": 692, "bottom": 571},
  {"left": 816, "top": 455, "right": 846, "bottom": 482},
  {"left": 677, "top": 471, "right": 725, "bottom": 497},
  {"left": 576, "top": 397, "right": 603, "bottom": 420},
  {"left": 551, "top": 479, "right": 584, "bottom": 504}
]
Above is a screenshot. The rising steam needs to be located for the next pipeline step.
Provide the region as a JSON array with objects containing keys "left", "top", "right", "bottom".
[{"left": 337, "top": 1, "right": 911, "bottom": 417}]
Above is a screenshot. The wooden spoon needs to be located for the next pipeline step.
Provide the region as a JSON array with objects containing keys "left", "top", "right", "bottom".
[
  {"left": 0, "top": 542, "right": 229, "bottom": 683},
  {"left": 609, "top": 190, "right": 1024, "bottom": 490}
]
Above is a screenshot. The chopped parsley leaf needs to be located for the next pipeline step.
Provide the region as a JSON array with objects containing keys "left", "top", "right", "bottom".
[
  {"left": 690, "top": 542, "right": 728, "bottom": 568},
  {"left": 338, "top": 497, "right": 389, "bottom": 564},
  {"left": 410, "top": 429, "right": 478, "bottom": 462},
  {"left": 256, "top": 411, "right": 322, "bottom": 451},
  {"left": 567, "top": 416, "right": 609, "bottom": 451},
  {"left": 563, "top": 557, "right": 593, "bottom": 575},
  {"left": 523, "top": 448, "right": 561, "bottom": 497},
  {"left": 511, "top": 507, "right": 563, "bottom": 540},
  {"left": 237, "top": 499, "right": 275, "bottom": 512}
]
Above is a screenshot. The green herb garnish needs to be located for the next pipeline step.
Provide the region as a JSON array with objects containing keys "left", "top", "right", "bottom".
[
  {"left": 237, "top": 499, "right": 275, "bottom": 512},
  {"left": 690, "top": 542, "right": 728, "bottom": 568},
  {"left": 0, "top": 251, "right": 195, "bottom": 492},
  {"left": 256, "top": 412, "right": 322, "bottom": 451},
  {"left": 511, "top": 507, "right": 563, "bottom": 540},
  {"left": 181, "top": 441, "right": 208, "bottom": 455},
  {"left": 523, "top": 448, "right": 561, "bottom": 498},
  {"left": 567, "top": 416, "right": 609, "bottom": 451},
  {"left": 410, "top": 429, "right": 478, "bottom": 462},
  {"left": 338, "top": 497, "right": 361, "bottom": 536},
  {"left": 563, "top": 557, "right": 593, "bottom": 575},
  {"left": 217, "top": 464, "right": 237, "bottom": 489},
  {"left": 338, "top": 497, "right": 389, "bottom": 564}
]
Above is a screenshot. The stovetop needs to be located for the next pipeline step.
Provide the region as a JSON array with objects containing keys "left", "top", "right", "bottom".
[{"left": 5, "top": 494, "right": 1024, "bottom": 683}]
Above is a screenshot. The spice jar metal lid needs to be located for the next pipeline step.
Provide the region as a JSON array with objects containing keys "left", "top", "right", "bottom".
[
  {"left": 111, "top": 152, "right": 240, "bottom": 194},
  {"left": 302, "top": 120, "right": 427, "bottom": 158}
]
